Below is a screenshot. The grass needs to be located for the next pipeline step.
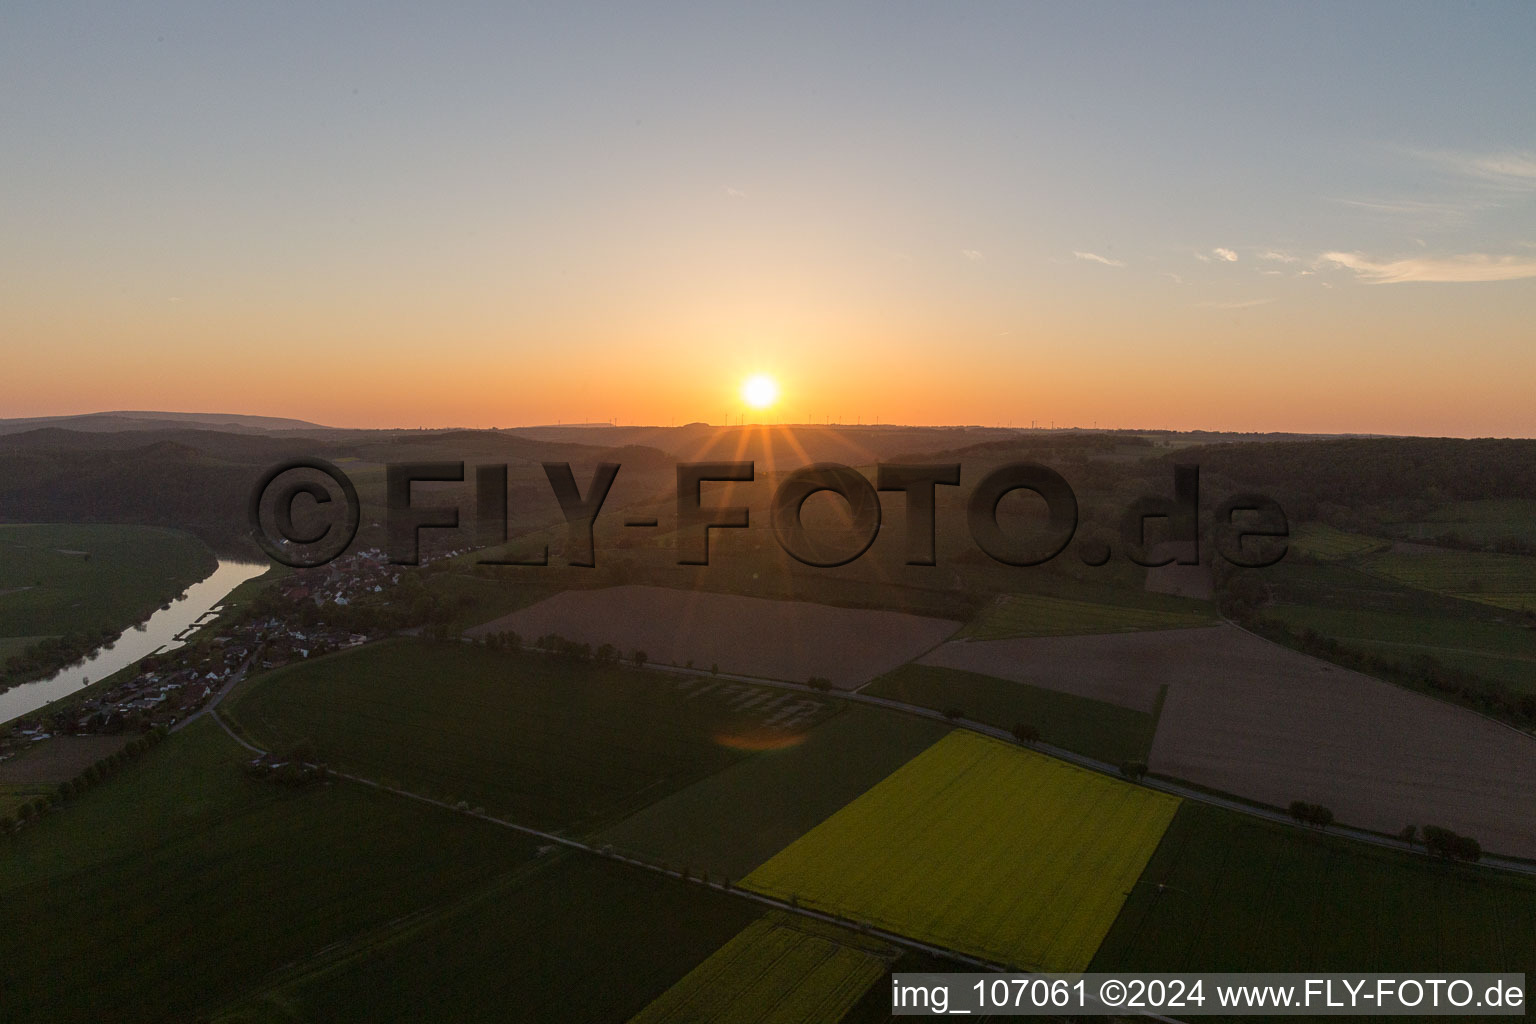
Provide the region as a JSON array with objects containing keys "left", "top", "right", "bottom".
[
  {"left": 0, "top": 781, "right": 51, "bottom": 816},
  {"left": 0, "top": 719, "right": 547, "bottom": 1024},
  {"left": 1395, "top": 499, "right": 1536, "bottom": 548},
  {"left": 1362, "top": 549, "right": 1536, "bottom": 612},
  {"left": 1092, "top": 801, "right": 1536, "bottom": 975},
  {"left": 0, "top": 523, "right": 216, "bottom": 639},
  {"left": 211, "top": 852, "right": 759, "bottom": 1024},
  {"left": 1288, "top": 522, "right": 1391, "bottom": 561},
  {"left": 1266, "top": 603, "right": 1536, "bottom": 693},
  {"left": 599, "top": 705, "right": 952, "bottom": 878},
  {"left": 226, "top": 639, "right": 838, "bottom": 833},
  {"left": 742, "top": 731, "right": 1180, "bottom": 971},
  {"left": 628, "top": 914, "right": 893, "bottom": 1024},
  {"left": 958, "top": 592, "right": 1214, "bottom": 640},
  {"left": 862, "top": 664, "right": 1157, "bottom": 764}
]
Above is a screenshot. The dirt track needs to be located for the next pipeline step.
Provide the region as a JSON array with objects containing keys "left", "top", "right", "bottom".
[
  {"left": 469, "top": 585, "right": 960, "bottom": 689},
  {"left": 921, "top": 625, "right": 1536, "bottom": 858}
]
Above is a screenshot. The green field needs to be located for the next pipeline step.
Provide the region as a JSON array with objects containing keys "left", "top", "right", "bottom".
[
  {"left": 1362, "top": 549, "right": 1536, "bottom": 611},
  {"left": 959, "top": 593, "right": 1214, "bottom": 640},
  {"left": 743, "top": 731, "right": 1180, "bottom": 971},
  {"left": 0, "top": 719, "right": 546, "bottom": 1024},
  {"left": 227, "top": 640, "right": 838, "bottom": 832},
  {"left": 600, "top": 706, "right": 951, "bottom": 879},
  {"left": 1092, "top": 802, "right": 1536, "bottom": 975},
  {"left": 0, "top": 781, "right": 51, "bottom": 816},
  {"left": 1395, "top": 499, "right": 1536, "bottom": 548},
  {"left": 1267, "top": 603, "right": 1536, "bottom": 693},
  {"left": 0, "top": 523, "right": 216, "bottom": 640},
  {"left": 629, "top": 914, "right": 892, "bottom": 1024},
  {"left": 862, "top": 664, "right": 1157, "bottom": 764},
  {"left": 213, "top": 852, "right": 758, "bottom": 1024},
  {"left": 1288, "top": 522, "right": 1391, "bottom": 561}
]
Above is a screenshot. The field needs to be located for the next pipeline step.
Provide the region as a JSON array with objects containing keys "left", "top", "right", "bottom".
[
  {"left": 467, "top": 584, "right": 961, "bottom": 688},
  {"left": 0, "top": 523, "right": 215, "bottom": 640},
  {"left": 600, "top": 706, "right": 951, "bottom": 879},
  {"left": 0, "top": 719, "right": 547, "bottom": 1024},
  {"left": 861, "top": 664, "right": 1156, "bottom": 765},
  {"left": 1266, "top": 602, "right": 1536, "bottom": 692},
  {"left": 1288, "top": 522, "right": 1391, "bottom": 561},
  {"left": 920, "top": 623, "right": 1536, "bottom": 858},
  {"left": 1362, "top": 548, "right": 1536, "bottom": 611},
  {"left": 741, "top": 731, "right": 1180, "bottom": 971},
  {"left": 1146, "top": 627, "right": 1536, "bottom": 858},
  {"left": 1393, "top": 499, "right": 1536, "bottom": 548},
  {"left": 226, "top": 639, "right": 838, "bottom": 832},
  {"left": 1093, "top": 801, "right": 1536, "bottom": 975},
  {"left": 0, "top": 734, "right": 133, "bottom": 783},
  {"left": 629, "top": 914, "right": 892, "bottom": 1024},
  {"left": 958, "top": 593, "right": 1213, "bottom": 641},
  {"left": 917, "top": 631, "right": 1180, "bottom": 711},
  {"left": 211, "top": 852, "right": 758, "bottom": 1024}
]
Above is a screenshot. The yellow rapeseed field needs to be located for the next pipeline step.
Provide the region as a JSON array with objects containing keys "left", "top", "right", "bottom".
[
  {"left": 628, "top": 915, "right": 890, "bottom": 1024},
  {"left": 741, "top": 731, "right": 1180, "bottom": 971}
]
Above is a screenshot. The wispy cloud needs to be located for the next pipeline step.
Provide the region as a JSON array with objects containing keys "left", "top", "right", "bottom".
[
  {"left": 1321, "top": 250, "right": 1536, "bottom": 284},
  {"left": 1197, "top": 297, "right": 1275, "bottom": 310},
  {"left": 1259, "top": 250, "right": 1299, "bottom": 263},
  {"left": 723, "top": 186, "right": 747, "bottom": 199},
  {"left": 1073, "top": 251, "right": 1123, "bottom": 267},
  {"left": 1333, "top": 196, "right": 1477, "bottom": 219},
  {"left": 962, "top": 249, "right": 985, "bottom": 262},
  {"left": 1421, "top": 149, "right": 1536, "bottom": 191},
  {"left": 1212, "top": 247, "right": 1238, "bottom": 262}
]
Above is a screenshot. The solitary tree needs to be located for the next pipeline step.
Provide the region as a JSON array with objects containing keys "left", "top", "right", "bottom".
[
  {"left": 632, "top": 650, "right": 648, "bottom": 669},
  {"left": 1012, "top": 722, "right": 1041, "bottom": 745}
]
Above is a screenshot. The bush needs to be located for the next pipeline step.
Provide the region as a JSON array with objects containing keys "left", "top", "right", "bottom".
[
  {"left": 806, "top": 676, "right": 833, "bottom": 692},
  {"left": 1288, "top": 801, "right": 1334, "bottom": 828},
  {"left": 942, "top": 707, "right": 965, "bottom": 721},
  {"left": 1011, "top": 722, "right": 1041, "bottom": 745},
  {"left": 1422, "top": 825, "right": 1482, "bottom": 862},
  {"left": 1120, "top": 759, "right": 1148, "bottom": 780}
]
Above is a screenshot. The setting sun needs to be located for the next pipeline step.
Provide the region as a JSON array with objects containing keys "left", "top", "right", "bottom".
[{"left": 742, "top": 374, "right": 779, "bottom": 409}]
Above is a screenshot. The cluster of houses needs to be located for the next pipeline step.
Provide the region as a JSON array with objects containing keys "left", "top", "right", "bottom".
[
  {"left": 275, "top": 547, "right": 399, "bottom": 607},
  {"left": 0, "top": 554, "right": 398, "bottom": 762}
]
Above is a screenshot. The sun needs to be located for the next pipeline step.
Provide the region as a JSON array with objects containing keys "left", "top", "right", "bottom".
[{"left": 742, "top": 374, "right": 779, "bottom": 409}]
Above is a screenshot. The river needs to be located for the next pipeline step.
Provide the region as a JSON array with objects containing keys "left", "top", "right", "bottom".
[{"left": 0, "top": 560, "right": 269, "bottom": 725}]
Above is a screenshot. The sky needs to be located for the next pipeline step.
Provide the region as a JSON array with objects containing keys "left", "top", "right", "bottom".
[{"left": 2, "top": 2, "right": 1534, "bottom": 435}]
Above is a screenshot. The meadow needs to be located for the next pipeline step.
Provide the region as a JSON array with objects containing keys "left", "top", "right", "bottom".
[
  {"left": 599, "top": 705, "right": 951, "bottom": 879},
  {"left": 1266, "top": 602, "right": 1536, "bottom": 692},
  {"left": 1287, "top": 522, "right": 1391, "bottom": 561},
  {"left": 1093, "top": 801, "right": 1536, "bottom": 976},
  {"left": 0, "top": 523, "right": 215, "bottom": 679},
  {"left": 1362, "top": 548, "right": 1536, "bottom": 612},
  {"left": 1392, "top": 499, "right": 1536, "bottom": 548},
  {"left": 628, "top": 914, "right": 892, "bottom": 1024},
  {"left": 861, "top": 663, "right": 1156, "bottom": 765},
  {"left": 742, "top": 731, "right": 1180, "bottom": 971},
  {"left": 957, "top": 592, "right": 1214, "bottom": 640},
  {"left": 226, "top": 639, "right": 838, "bottom": 832}
]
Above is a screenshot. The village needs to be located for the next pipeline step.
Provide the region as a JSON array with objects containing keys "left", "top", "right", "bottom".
[{"left": 0, "top": 550, "right": 402, "bottom": 764}]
